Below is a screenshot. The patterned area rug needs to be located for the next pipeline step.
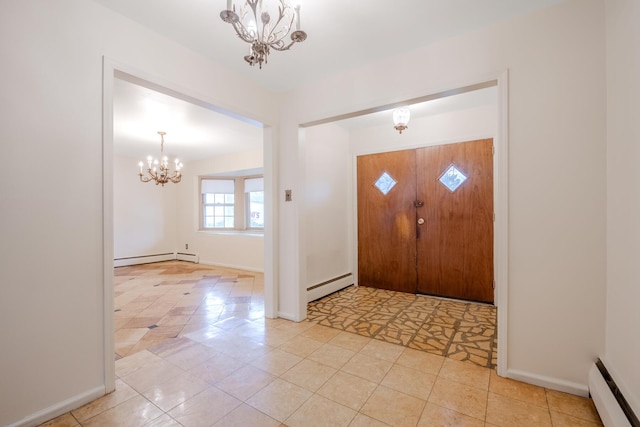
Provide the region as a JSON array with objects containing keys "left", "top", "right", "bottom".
[{"left": 307, "top": 285, "right": 497, "bottom": 368}]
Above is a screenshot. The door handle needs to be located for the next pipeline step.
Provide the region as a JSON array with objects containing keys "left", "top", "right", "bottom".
[{"left": 417, "top": 218, "right": 425, "bottom": 225}]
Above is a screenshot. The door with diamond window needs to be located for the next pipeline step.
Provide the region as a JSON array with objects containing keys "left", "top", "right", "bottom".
[
  {"left": 357, "top": 139, "right": 494, "bottom": 303},
  {"left": 416, "top": 139, "right": 493, "bottom": 302},
  {"left": 357, "top": 149, "right": 417, "bottom": 293}
]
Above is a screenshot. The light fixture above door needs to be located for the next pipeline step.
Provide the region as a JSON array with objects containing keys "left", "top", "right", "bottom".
[{"left": 393, "top": 107, "right": 411, "bottom": 134}]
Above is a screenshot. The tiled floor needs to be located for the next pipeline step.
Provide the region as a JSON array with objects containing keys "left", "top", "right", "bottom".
[
  {"left": 40, "top": 261, "right": 602, "bottom": 426},
  {"left": 308, "top": 285, "right": 497, "bottom": 368},
  {"left": 112, "top": 261, "right": 266, "bottom": 359}
]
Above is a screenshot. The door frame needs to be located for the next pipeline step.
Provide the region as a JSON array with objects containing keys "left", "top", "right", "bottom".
[
  {"left": 101, "top": 57, "right": 278, "bottom": 393},
  {"left": 349, "top": 72, "right": 509, "bottom": 376}
]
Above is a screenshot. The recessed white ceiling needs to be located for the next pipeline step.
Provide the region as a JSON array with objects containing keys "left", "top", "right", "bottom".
[{"left": 113, "top": 76, "right": 263, "bottom": 162}]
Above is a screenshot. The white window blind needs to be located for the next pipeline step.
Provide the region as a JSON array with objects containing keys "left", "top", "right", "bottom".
[
  {"left": 201, "top": 179, "right": 234, "bottom": 194},
  {"left": 244, "top": 177, "right": 264, "bottom": 193}
]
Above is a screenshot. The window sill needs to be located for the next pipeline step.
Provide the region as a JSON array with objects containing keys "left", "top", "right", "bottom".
[{"left": 198, "top": 229, "right": 264, "bottom": 237}]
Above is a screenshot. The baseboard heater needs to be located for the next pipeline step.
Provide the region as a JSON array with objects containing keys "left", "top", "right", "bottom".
[
  {"left": 306, "top": 273, "right": 353, "bottom": 302},
  {"left": 589, "top": 358, "right": 639, "bottom": 427},
  {"left": 114, "top": 252, "right": 199, "bottom": 267}
]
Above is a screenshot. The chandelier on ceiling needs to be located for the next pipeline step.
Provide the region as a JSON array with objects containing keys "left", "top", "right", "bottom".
[
  {"left": 220, "top": 0, "right": 307, "bottom": 69},
  {"left": 138, "top": 131, "right": 183, "bottom": 186}
]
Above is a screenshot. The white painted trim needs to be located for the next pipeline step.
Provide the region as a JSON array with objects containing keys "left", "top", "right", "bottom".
[
  {"left": 102, "top": 56, "right": 116, "bottom": 395},
  {"left": 589, "top": 363, "right": 633, "bottom": 427},
  {"left": 7, "top": 385, "right": 105, "bottom": 427},
  {"left": 495, "top": 69, "right": 510, "bottom": 378},
  {"left": 263, "top": 126, "right": 278, "bottom": 318},
  {"left": 277, "top": 311, "right": 297, "bottom": 321},
  {"left": 102, "top": 56, "right": 277, "bottom": 393},
  {"left": 113, "top": 253, "right": 176, "bottom": 267},
  {"left": 175, "top": 253, "right": 199, "bottom": 263},
  {"left": 293, "top": 127, "right": 307, "bottom": 322},
  {"left": 198, "top": 259, "right": 263, "bottom": 273},
  {"left": 113, "top": 252, "right": 200, "bottom": 267},
  {"left": 508, "top": 368, "right": 589, "bottom": 397}
]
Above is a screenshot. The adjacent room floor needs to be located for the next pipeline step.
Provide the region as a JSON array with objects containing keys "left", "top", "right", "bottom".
[{"left": 40, "top": 261, "right": 602, "bottom": 426}]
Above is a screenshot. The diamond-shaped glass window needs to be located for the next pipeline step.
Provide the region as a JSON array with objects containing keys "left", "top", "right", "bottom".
[
  {"left": 374, "top": 171, "right": 397, "bottom": 195},
  {"left": 439, "top": 164, "right": 467, "bottom": 192}
]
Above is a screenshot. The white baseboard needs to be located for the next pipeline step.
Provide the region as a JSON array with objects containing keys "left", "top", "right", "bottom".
[
  {"left": 198, "top": 259, "right": 264, "bottom": 273},
  {"left": 176, "top": 252, "right": 199, "bottom": 263},
  {"left": 277, "top": 311, "right": 297, "bottom": 321},
  {"left": 506, "top": 368, "right": 589, "bottom": 397},
  {"left": 113, "top": 253, "right": 175, "bottom": 267},
  {"left": 306, "top": 274, "right": 353, "bottom": 302},
  {"left": 7, "top": 385, "right": 105, "bottom": 427}
]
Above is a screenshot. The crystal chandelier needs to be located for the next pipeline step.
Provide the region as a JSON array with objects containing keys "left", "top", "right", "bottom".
[
  {"left": 138, "top": 132, "right": 183, "bottom": 186},
  {"left": 220, "top": 0, "right": 307, "bottom": 69}
]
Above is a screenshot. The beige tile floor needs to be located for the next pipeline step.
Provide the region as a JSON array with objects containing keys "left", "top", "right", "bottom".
[
  {"left": 112, "top": 261, "right": 265, "bottom": 359},
  {"left": 40, "top": 261, "right": 603, "bottom": 426}
]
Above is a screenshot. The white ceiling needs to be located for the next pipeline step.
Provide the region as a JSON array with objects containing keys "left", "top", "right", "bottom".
[
  {"left": 104, "top": 0, "right": 564, "bottom": 162},
  {"left": 113, "top": 76, "right": 263, "bottom": 162}
]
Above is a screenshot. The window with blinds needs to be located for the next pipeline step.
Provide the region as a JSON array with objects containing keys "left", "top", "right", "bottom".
[{"left": 200, "top": 176, "right": 263, "bottom": 231}]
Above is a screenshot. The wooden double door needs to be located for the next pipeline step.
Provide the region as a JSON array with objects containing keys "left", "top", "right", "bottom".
[{"left": 357, "top": 139, "right": 494, "bottom": 303}]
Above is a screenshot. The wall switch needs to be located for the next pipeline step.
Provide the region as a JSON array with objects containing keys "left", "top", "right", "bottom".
[{"left": 285, "top": 189, "right": 292, "bottom": 202}]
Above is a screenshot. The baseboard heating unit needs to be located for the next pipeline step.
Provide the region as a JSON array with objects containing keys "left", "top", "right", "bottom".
[
  {"left": 114, "top": 252, "right": 199, "bottom": 267},
  {"left": 589, "top": 358, "right": 639, "bottom": 427},
  {"left": 307, "top": 273, "right": 353, "bottom": 302}
]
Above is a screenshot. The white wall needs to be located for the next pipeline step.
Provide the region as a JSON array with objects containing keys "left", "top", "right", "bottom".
[
  {"left": 280, "top": 0, "right": 606, "bottom": 393},
  {"left": 113, "top": 155, "right": 177, "bottom": 259},
  {"left": 301, "top": 124, "right": 353, "bottom": 292},
  {"left": 0, "top": 1, "right": 276, "bottom": 425},
  {"left": 176, "top": 150, "right": 265, "bottom": 272},
  {"left": 604, "top": 0, "right": 640, "bottom": 415}
]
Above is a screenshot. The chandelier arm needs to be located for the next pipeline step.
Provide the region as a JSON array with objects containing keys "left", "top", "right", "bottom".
[
  {"left": 262, "top": 2, "right": 291, "bottom": 42},
  {"left": 231, "top": 21, "right": 256, "bottom": 43},
  {"left": 270, "top": 39, "right": 296, "bottom": 51},
  {"left": 247, "top": 0, "right": 263, "bottom": 40}
]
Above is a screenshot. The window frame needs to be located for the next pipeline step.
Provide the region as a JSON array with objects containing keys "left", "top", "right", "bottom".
[
  {"left": 245, "top": 186, "right": 264, "bottom": 230},
  {"left": 199, "top": 175, "right": 263, "bottom": 232}
]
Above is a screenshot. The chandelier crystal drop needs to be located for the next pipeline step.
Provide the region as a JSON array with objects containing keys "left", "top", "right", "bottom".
[
  {"left": 138, "top": 131, "right": 183, "bottom": 186},
  {"left": 221, "top": 0, "right": 307, "bottom": 69}
]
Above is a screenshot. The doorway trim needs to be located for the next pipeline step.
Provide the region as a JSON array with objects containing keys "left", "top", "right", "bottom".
[{"left": 101, "top": 56, "right": 278, "bottom": 393}]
